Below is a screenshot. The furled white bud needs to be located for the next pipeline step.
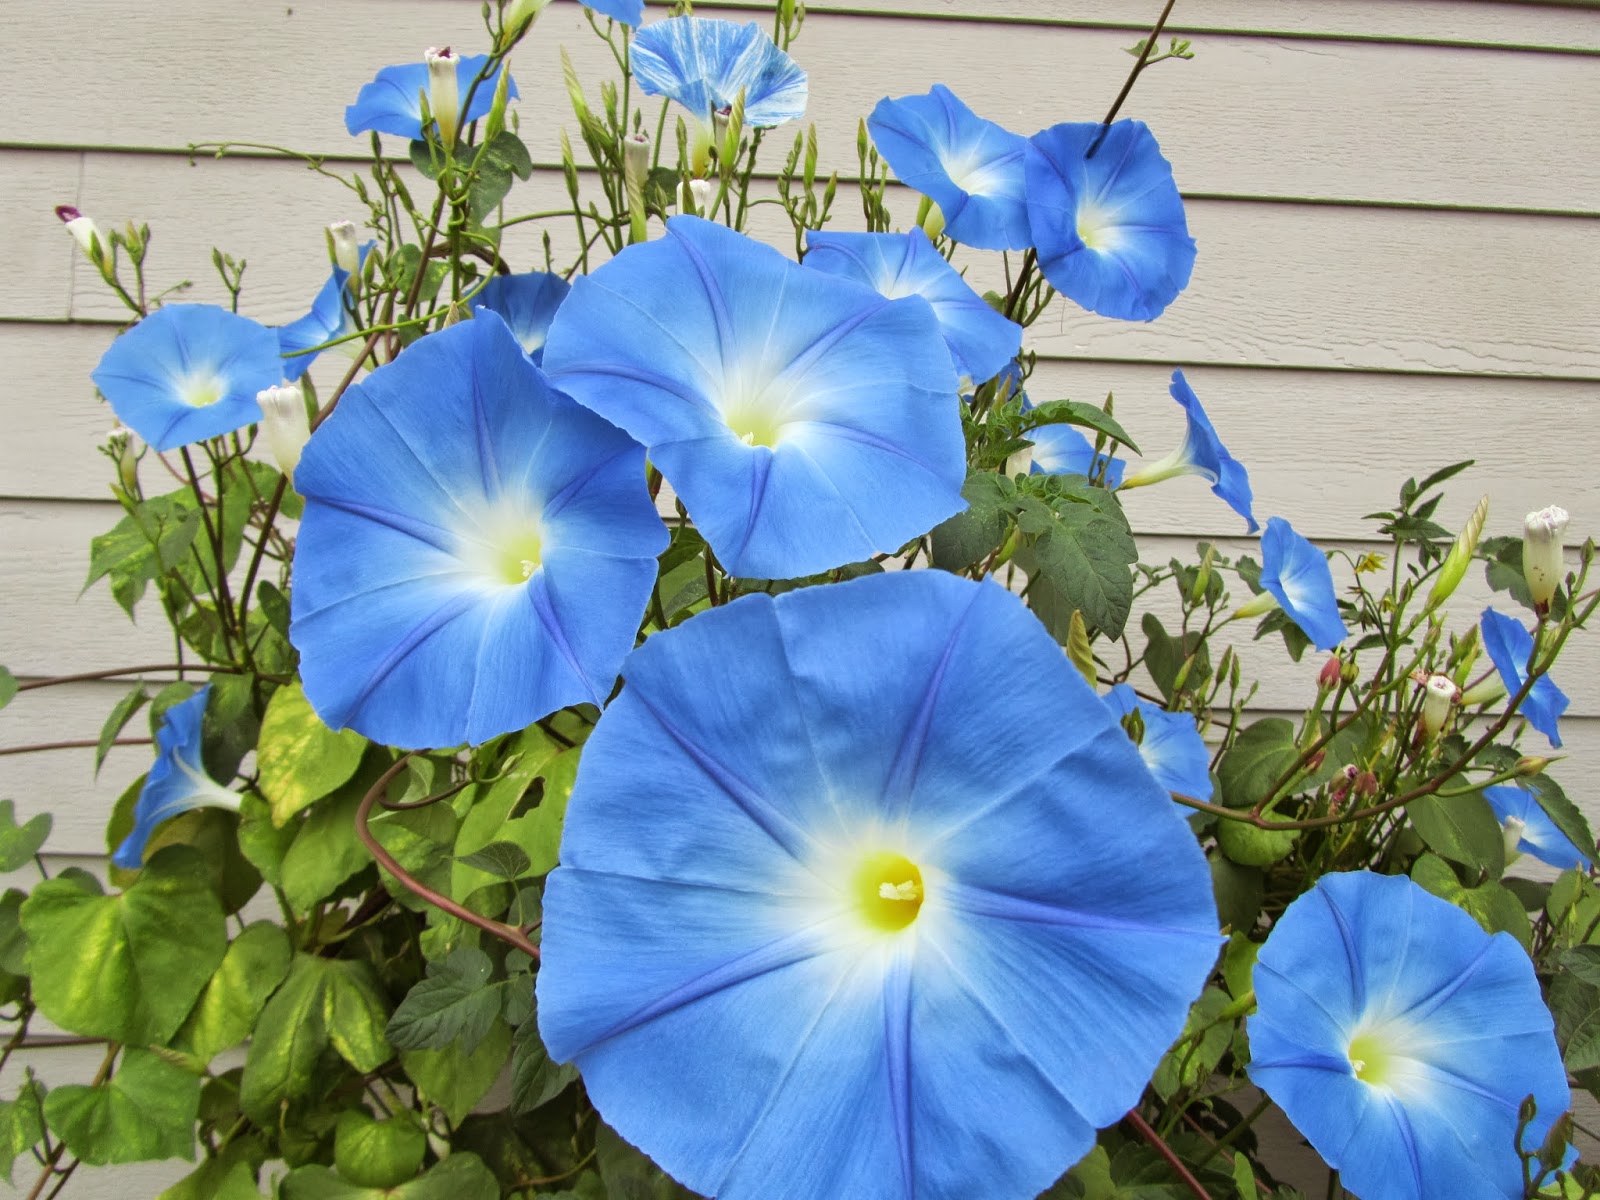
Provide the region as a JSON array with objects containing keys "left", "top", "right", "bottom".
[
  {"left": 104, "top": 424, "right": 140, "bottom": 497},
  {"left": 1523, "top": 505, "right": 1570, "bottom": 612},
  {"left": 425, "top": 47, "right": 461, "bottom": 149},
  {"left": 624, "top": 131, "right": 652, "bottom": 245},
  {"left": 326, "top": 221, "right": 361, "bottom": 277},
  {"left": 55, "top": 205, "right": 111, "bottom": 273},
  {"left": 1418, "top": 673, "right": 1460, "bottom": 739},
  {"left": 501, "top": 0, "right": 554, "bottom": 45},
  {"left": 257, "top": 382, "right": 311, "bottom": 482},
  {"left": 680, "top": 177, "right": 713, "bottom": 216}
]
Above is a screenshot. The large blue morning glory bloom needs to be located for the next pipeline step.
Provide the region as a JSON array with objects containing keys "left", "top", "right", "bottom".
[
  {"left": 631, "top": 16, "right": 807, "bottom": 129},
  {"left": 1102, "top": 683, "right": 1212, "bottom": 802},
  {"left": 804, "top": 228, "right": 1020, "bottom": 386},
  {"left": 1248, "top": 871, "right": 1569, "bottom": 1200},
  {"left": 1025, "top": 120, "right": 1196, "bottom": 321},
  {"left": 1253, "top": 517, "right": 1349, "bottom": 651},
  {"left": 542, "top": 216, "right": 965, "bottom": 579},
  {"left": 112, "top": 687, "right": 240, "bottom": 871},
  {"left": 867, "top": 86, "right": 1031, "bottom": 251},
  {"left": 1481, "top": 608, "right": 1568, "bottom": 749},
  {"left": 538, "top": 571, "right": 1220, "bottom": 1200},
  {"left": 1120, "top": 370, "right": 1257, "bottom": 532},
  {"left": 344, "top": 54, "right": 517, "bottom": 139},
  {"left": 1029, "top": 420, "right": 1126, "bottom": 487},
  {"left": 90, "top": 304, "right": 284, "bottom": 452},
  {"left": 1484, "top": 785, "right": 1592, "bottom": 871},
  {"left": 277, "top": 243, "right": 374, "bottom": 381},
  {"left": 467, "top": 271, "right": 572, "bottom": 366},
  {"left": 289, "top": 314, "right": 667, "bottom": 749}
]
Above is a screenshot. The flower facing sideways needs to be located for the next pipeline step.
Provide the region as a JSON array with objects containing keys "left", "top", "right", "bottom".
[
  {"left": 467, "top": 271, "right": 572, "bottom": 365},
  {"left": 112, "top": 687, "right": 240, "bottom": 870},
  {"left": 630, "top": 16, "right": 807, "bottom": 129},
  {"left": 1101, "top": 682, "right": 1212, "bottom": 803},
  {"left": 344, "top": 53, "right": 517, "bottom": 140},
  {"left": 1485, "top": 784, "right": 1592, "bottom": 871},
  {"left": 538, "top": 571, "right": 1220, "bottom": 1200},
  {"left": 1238, "top": 516, "right": 1349, "bottom": 652},
  {"left": 1247, "top": 871, "right": 1569, "bottom": 1200},
  {"left": 1480, "top": 607, "right": 1568, "bottom": 749},
  {"left": 1120, "top": 370, "right": 1258, "bottom": 533}
]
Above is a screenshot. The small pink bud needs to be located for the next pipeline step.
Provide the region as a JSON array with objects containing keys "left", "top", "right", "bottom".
[{"left": 1318, "top": 655, "right": 1342, "bottom": 691}]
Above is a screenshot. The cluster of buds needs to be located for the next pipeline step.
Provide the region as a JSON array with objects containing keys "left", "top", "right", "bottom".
[{"left": 1329, "top": 764, "right": 1378, "bottom": 815}]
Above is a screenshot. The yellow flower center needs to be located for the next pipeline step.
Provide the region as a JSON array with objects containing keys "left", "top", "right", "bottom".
[
  {"left": 1347, "top": 1031, "right": 1396, "bottom": 1087},
  {"left": 722, "top": 401, "right": 785, "bottom": 449},
  {"left": 180, "top": 373, "right": 226, "bottom": 408},
  {"left": 1076, "top": 201, "right": 1121, "bottom": 253},
  {"left": 855, "top": 851, "right": 924, "bottom": 932}
]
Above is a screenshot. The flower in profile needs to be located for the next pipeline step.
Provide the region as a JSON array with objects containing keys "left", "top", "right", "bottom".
[
  {"left": 576, "top": 0, "right": 643, "bottom": 26},
  {"left": 538, "top": 571, "right": 1219, "bottom": 1200},
  {"left": 542, "top": 216, "right": 965, "bottom": 579},
  {"left": 804, "top": 228, "right": 1021, "bottom": 386},
  {"left": 631, "top": 17, "right": 807, "bottom": 129},
  {"left": 112, "top": 688, "right": 239, "bottom": 870},
  {"left": 1481, "top": 608, "right": 1568, "bottom": 749},
  {"left": 1120, "top": 370, "right": 1257, "bottom": 532},
  {"left": 90, "top": 304, "right": 283, "bottom": 452},
  {"left": 278, "top": 242, "right": 373, "bottom": 382},
  {"left": 1025, "top": 120, "right": 1195, "bottom": 321},
  {"left": 344, "top": 53, "right": 517, "bottom": 140},
  {"left": 1484, "top": 785, "right": 1592, "bottom": 870},
  {"left": 867, "top": 86, "right": 1031, "bottom": 251},
  {"left": 467, "top": 271, "right": 572, "bottom": 365},
  {"left": 1028, "top": 420, "right": 1126, "bottom": 487},
  {"left": 289, "top": 314, "right": 666, "bottom": 749},
  {"left": 1236, "top": 517, "right": 1348, "bottom": 651},
  {"left": 1248, "top": 871, "right": 1570, "bottom": 1200},
  {"left": 1101, "top": 683, "right": 1212, "bottom": 802}
]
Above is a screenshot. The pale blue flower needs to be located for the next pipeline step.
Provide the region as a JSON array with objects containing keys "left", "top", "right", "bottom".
[
  {"left": 1484, "top": 785, "right": 1591, "bottom": 871},
  {"left": 345, "top": 54, "right": 517, "bottom": 140},
  {"left": 91, "top": 304, "right": 283, "bottom": 452},
  {"left": 467, "top": 272, "right": 572, "bottom": 365},
  {"left": 631, "top": 16, "right": 806, "bottom": 128},
  {"left": 579, "top": 0, "right": 644, "bottom": 24},
  {"left": 1102, "top": 683, "right": 1211, "bottom": 802},
  {"left": 1255, "top": 517, "right": 1348, "bottom": 651},
  {"left": 1025, "top": 120, "right": 1195, "bottom": 321},
  {"left": 113, "top": 687, "right": 239, "bottom": 870},
  {"left": 1120, "top": 370, "right": 1257, "bottom": 532},
  {"left": 1481, "top": 608, "right": 1568, "bottom": 749},
  {"left": 277, "top": 243, "right": 373, "bottom": 381},
  {"left": 539, "top": 571, "right": 1219, "bottom": 1200},
  {"left": 1029, "top": 420, "right": 1126, "bottom": 487},
  {"left": 289, "top": 314, "right": 666, "bottom": 749},
  {"left": 542, "top": 216, "right": 965, "bottom": 579},
  {"left": 1248, "top": 871, "right": 1570, "bottom": 1200},
  {"left": 867, "top": 86, "right": 1030, "bottom": 251},
  {"left": 804, "top": 228, "right": 1020, "bottom": 386}
]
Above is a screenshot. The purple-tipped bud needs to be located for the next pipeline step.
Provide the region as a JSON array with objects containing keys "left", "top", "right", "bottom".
[
  {"left": 55, "top": 205, "right": 111, "bottom": 271},
  {"left": 425, "top": 47, "right": 460, "bottom": 148}
]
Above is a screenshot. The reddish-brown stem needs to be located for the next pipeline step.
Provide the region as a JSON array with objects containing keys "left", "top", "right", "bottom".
[
  {"left": 16, "top": 664, "right": 242, "bottom": 692},
  {"left": 1123, "top": 1107, "right": 1212, "bottom": 1200}
]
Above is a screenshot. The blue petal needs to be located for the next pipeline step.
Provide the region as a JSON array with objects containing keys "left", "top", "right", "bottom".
[
  {"left": 1167, "top": 370, "right": 1257, "bottom": 532},
  {"left": 344, "top": 54, "right": 518, "bottom": 139},
  {"left": 803, "top": 229, "right": 1020, "bottom": 384},
  {"left": 277, "top": 243, "right": 374, "bottom": 381},
  {"left": 1027, "top": 421, "right": 1126, "bottom": 487},
  {"left": 91, "top": 304, "right": 283, "bottom": 452},
  {"left": 538, "top": 571, "right": 1219, "bottom": 1200},
  {"left": 468, "top": 272, "right": 572, "bottom": 365},
  {"left": 542, "top": 216, "right": 965, "bottom": 579},
  {"left": 867, "top": 86, "right": 1031, "bottom": 251},
  {"left": 290, "top": 313, "right": 665, "bottom": 748},
  {"left": 1260, "top": 517, "right": 1348, "bottom": 651},
  {"left": 577, "top": 0, "right": 644, "bottom": 26},
  {"left": 631, "top": 17, "right": 807, "bottom": 128},
  {"left": 1247, "top": 872, "right": 1570, "bottom": 1200},
  {"left": 1481, "top": 608, "right": 1568, "bottom": 748},
  {"left": 1485, "top": 785, "right": 1591, "bottom": 870},
  {"left": 112, "top": 687, "right": 238, "bottom": 869},
  {"left": 1025, "top": 121, "right": 1195, "bottom": 321},
  {"left": 1101, "top": 684, "right": 1212, "bottom": 800}
]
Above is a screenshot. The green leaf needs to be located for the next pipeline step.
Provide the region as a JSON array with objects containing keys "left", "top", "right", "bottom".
[
  {"left": 1550, "top": 961, "right": 1600, "bottom": 1074},
  {"left": 400, "top": 1019, "right": 511, "bottom": 1127},
  {"left": 257, "top": 682, "right": 367, "bottom": 826},
  {"left": 1210, "top": 857, "right": 1263, "bottom": 935},
  {"left": 325, "top": 959, "right": 393, "bottom": 1073},
  {"left": 1410, "top": 853, "right": 1531, "bottom": 947},
  {"left": 0, "top": 1075, "right": 45, "bottom": 1184},
  {"left": 1141, "top": 613, "right": 1208, "bottom": 705},
  {"left": 97, "top": 683, "right": 151, "bottom": 776},
  {"left": 386, "top": 946, "right": 500, "bottom": 1053},
  {"left": 44, "top": 1048, "right": 199, "bottom": 1166},
  {"left": 0, "top": 800, "right": 50, "bottom": 872},
  {"left": 1231, "top": 1154, "right": 1259, "bottom": 1200},
  {"left": 1523, "top": 776, "right": 1597, "bottom": 868},
  {"left": 335, "top": 1110, "right": 427, "bottom": 1190},
  {"left": 1216, "top": 719, "right": 1298, "bottom": 810},
  {"left": 236, "top": 793, "right": 298, "bottom": 888},
  {"left": 159, "top": 1158, "right": 265, "bottom": 1200},
  {"left": 929, "top": 472, "right": 1013, "bottom": 571},
  {"left": 85, "top": 494, "right": 202, "bottom": 615},
  {"left": 0, "top": 889, "right": 28, "bottom": 975},
  {"left": 1021, "top": 398, "right": 1141, "bottom": 454},
  {"left": 239, "top": 953, "right": 331, "bottom": 1122},
  {"left": 280, "top": 790, "right": 373, "bottom": 916},
  {"left": 469, "top": 131, "right": 536, "bottom": 220},
  {"left": 1215, "top": 818, "right": 1298, "bottom": 868},
  {"left": 1563, "top": 945, "right": 1600, "bottom": 989},
  {"left": 201, "top": 671, "right": 262, "bottom": 782},
  {"left": 281, "top": 1151, "right": 500, "bottom": 1200},
  {"left": 0, "top": 666, "right": 15, "bottom": 712},
  {"left": 1406, "top": 792, "right": 1505, "bottom": 878},
  {"left": 1013, "top": 486, "right": 1137, "bottom": 638},
  {"left": 498, "top": 747, "right": 582, "bottom": 877},
  {"left": 173, "top": 923, "right": 293, "bottom": 1063},
  {"left": 1152, "top": 986, "right": 1231, "bottom": 1099},
  {"left": 21, "top": 844, "right": 226, "bottom": 1043},
  {"left": 456, "top": 841, "right": 531, "bottom": 881},
  {"left": 510, "top": 1018, "right": 578, "bottom": 1115}
]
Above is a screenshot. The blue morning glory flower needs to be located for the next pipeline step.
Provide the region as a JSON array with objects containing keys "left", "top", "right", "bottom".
[
  {"left": 112, "top": 687, "right": 239, "bottom": 870},
  {"left": 344, "top": 53, "right": 516, "bottom": 140},
  {"left": 278, "top": 243, "right": 373, "bottom": 381},
  {"left": 538, "top": 571, "right": 1220, "bottom": 1200},
  {"left": 1102, "top": 683, "right": 1212, "bottom": 802},
  {"left": 1248, "top": 871, "right": 1570, "bottom": 1200},
  {"left": 804, "top": 228, "right": 1020, "bottom": 386},
  {"left": 1025, "top": 120, "right": 1196, "bottom": 321},
  {"left": 289, "top": 313, "right": 667, "bottom": 749},
  {"left": 1484, "top": 785, "right": 1592, "bottom": 871},
  {"left": 1029, "top": 420, "right": 1126, "bottom": 487},
  {"left": 631, "top": 16, "right": 807, "bottom": 129},
  {"left": 541, "top": 216, "right": 965, "bottom": 579},
  {"left": 90, "top": 304, "right": 284, "bottom": 452},
  {"left": 1120, "top": 370, "right": 1257, "bottom": 532},
  {"left": 467, "top": 272, "right": 572, "bottom": 366},
  {"left": 1481, "top": 608, "right": 1568, "bottom": 749},
  {"left": 579, "top": 0, "right": 644, "bottom": 25},
  {"left": 867, "top": 86, "right": 1031, "bottom": 251},
  {"left": 1253, "top": 517, "right": 1349, "bottom": 651}
]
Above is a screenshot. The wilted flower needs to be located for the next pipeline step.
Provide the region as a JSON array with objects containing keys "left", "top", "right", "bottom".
[
  {"left": 539, "top": 572, "right": 1219, "bottom": 1200},
  {"left": 1480, "top": 608, "right": 1568, "bottom": 748},
  {"left": 466, "top": 272, "right": 572, "bottom": 365},
  {"left": 1119, "top": 371, "right": 1257, "bottom": 532},
  {"left": 344, "top": 53, "right": 517, "bottom": 140},
  {"left": 1416, "top": 673, "right": 1459, "bottom": 739},
  {"left": 1484, "top": 785, "right": 1592, "bottom": 871},
  {"left": 1102, "top": 683, "right": 1212, "bottom": 803},
  {"left": 1523, "top": 505, "right": 1570, "bottom": 612},
  {"left": 112, "top": 688, "right": 240, "bottom": 870},
  {"left": 1248, "top": 871, "right": 1569, "bottom": 1200},
  {"left": 631, "top": 17, "right": 807, "bottom": 130},
  {"left": 289, "top": 314, "right": 666, "bottom": 748},
  {"left": 542, "top": 216, "right": 965, "bottom": 579}
]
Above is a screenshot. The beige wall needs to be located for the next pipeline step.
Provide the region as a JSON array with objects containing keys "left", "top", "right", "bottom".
[{"left": 1, "top": 1, "right": 1597, "bottom": 1194}]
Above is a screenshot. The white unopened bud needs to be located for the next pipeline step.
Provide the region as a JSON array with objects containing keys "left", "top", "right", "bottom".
[
  {"left": 502, "top": 0, "right": 553, "bottom": 41},
  {"left": 104, "top": 425, "right": 140, "bottom": 496},
  {"left": 681, "top": 177, "right": 713, "bottom": 216},
  {"left": 326, "top": 221, "right": 361, "bottom": 277},
  {"left": 1523, "top": 505, "right": 1570, "bottom": 612},
  {"left": 1418, "top": 673, "right": 1460, "bottom": 739},
  {"left": 257, "top": 382, "right": 311, "bottom": 482},
  {"left": 623, "top": 132, "right": 651, "bottom": 197},
  {"left": 56, "top": 205, "right": 111, "bottom": 273},
  {"left": 425, "top": 47, "right": 461, "bottom": 149}
]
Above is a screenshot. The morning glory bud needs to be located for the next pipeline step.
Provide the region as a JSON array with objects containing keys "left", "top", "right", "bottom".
[
  {"left": 326, "top": 221, "right": 362, "bottom": 277},
  {"left": 425, "top": 47, "right": 460, "bottom": 149},
  {"left": 1460, "top": 675, "right": 1508, "bottom": 707},
  {"left": 55, "top": 205, "right": 112, "bottom": 274},
  {"left": 1317, "top": 655, "right": 1342, "bottom": 692},
  {"left": 681, "top": 177, "right": 713, "bottom": 216},
  {"left": 104, "top": 425, "right": 140, "bottom": 499},
  {"left": 1418, "top": 673, "right": 1460, "bottom": 739},
  {"left": 501, "top": 0, "right": 553, "bottom": 44},
  {"left": 256, "top": 382, "right": 310, "bottom": 482},
  {"left": 1523, "top": 505, "right": 1570, "bottom": 613},
  {"left": 624, "top": 131, "right": 651, "bottom": 245},
  {"left": 1425, "top": 494, "right": 1488, "bottom": 612}
]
